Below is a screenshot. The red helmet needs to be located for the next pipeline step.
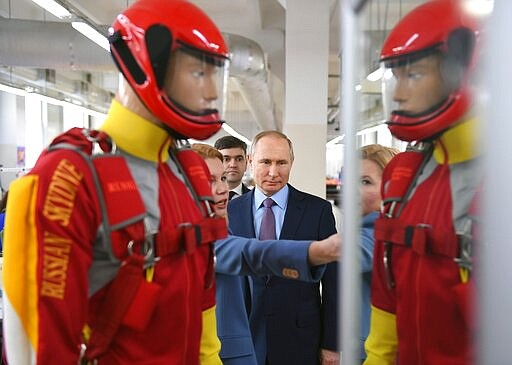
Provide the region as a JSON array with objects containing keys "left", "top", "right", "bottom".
[
  {"left": 109, "top": 0, "right": 229, "bottom": 140},
  {"left": 380, "top": 0, "right": 482, "bottom": 141}
]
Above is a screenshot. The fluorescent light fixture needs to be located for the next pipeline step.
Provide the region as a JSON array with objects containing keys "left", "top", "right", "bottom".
[
  {"left": 366, "top": 67, "right": 384, "bottom": 82},
  {"left": 72, "top": 21, "right": 110, "bottom": 52},
  {"left": 382, "top": 68, "right": 393, "bottom": 81},
  {"left": 0, "top": 82, "right": 107, "bottom": 119},
  {"left": 463, "top": 0, "right": 494, "bottom": 16},
  {"left": 326, "top": 134, "right": 345, "bottom": 147},
  {"left": 221, "top": 123, "right": 252, "bottom": 145},
  {"left": 0, "top": 83, "right": 27, "bottom": 97},
  {"left": 366, "top": 67, "right": 394, "bottom": 83},
  {"left": 30, "top": 0, "right": 71, "bottom": 19}
]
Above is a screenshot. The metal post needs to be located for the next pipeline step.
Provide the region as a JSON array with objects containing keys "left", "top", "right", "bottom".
[
  {"left": 339, "top": 0, "right": 367, "bottom": 363},
  {"left": 480, "top": 1, "right": 512, "bottom": 363}
]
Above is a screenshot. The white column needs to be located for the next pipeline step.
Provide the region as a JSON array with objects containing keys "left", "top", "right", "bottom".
[
  {"left": 284, "top": 0, "right": 329, "bottom": 198},
  {"left": 24, "top": 94, "right": 45, "bottom": 169},
  {"left": 0, "top": 92, "right": 23, "bottom": 189}
]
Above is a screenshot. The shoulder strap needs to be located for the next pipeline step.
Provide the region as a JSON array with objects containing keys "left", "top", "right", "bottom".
[
  {"left": 174, "top": 147, "right": 215, "bottom": 216},
  {"left": 172, "top": 147, "right": 227, "bottom": 289},
  {"left": 378, "top": 142, "right": 433, "bottom": 289},
  {"left": 381, "top": 142, "right": 433, "bottom": 218},
  {"left": 48, "top": 128, "right": 147, "bottom": 263}
]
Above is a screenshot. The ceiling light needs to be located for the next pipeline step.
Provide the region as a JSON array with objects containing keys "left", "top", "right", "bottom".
[
  {"left": 366, "top": 67, "right": 394, "bottom": 82},
  {"left": 463, "top": 0, "right": 494, "bottom": 16},
  {"left": 0, "top": 82, "right": 107, "bottom": 119},
  {"left": 0, "top": 83, "right": 26, "bottom": 97},
  {"left": 326, "top": 135, "right": 345, "bottom": 147},
  {"left": 366, "top": 67, "right": 384, "bottom": 82},
  {"left": 221, "top": 124, "right": 251, "bottom": 145},
  {"left": 30, "top": 0, "right": 71, "bottom": 19},
  {"left": 72, "top": 21, "right": 110, "bottom": 52}
]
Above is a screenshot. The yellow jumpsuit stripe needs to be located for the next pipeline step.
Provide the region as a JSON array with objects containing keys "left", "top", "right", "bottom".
[
  {"left": 3, "top": 176, "right": 40, "bottom": 355},
  {"left": 364, "top": 305, "right": 398, "bottom": 365},
  {"left": 200, "top": 305, "right": 222, "bottom": 365}
]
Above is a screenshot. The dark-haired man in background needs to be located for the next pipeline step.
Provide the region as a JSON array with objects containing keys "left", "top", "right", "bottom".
[{"left": 215, "top": 135, "right": 251, "bottom": 200}]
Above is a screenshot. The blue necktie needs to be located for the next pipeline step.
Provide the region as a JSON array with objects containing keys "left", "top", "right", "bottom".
[{"left": 259, "top": 198, "right": 276, "bottom": 240}]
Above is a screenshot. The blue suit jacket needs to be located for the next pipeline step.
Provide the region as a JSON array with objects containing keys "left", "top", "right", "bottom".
[
  {"left": 227, "top": 185, "right": 338, "bottom": 365},
  {"left": 359, "top": 211, "right": 378, "bottom": 360},
  {"left": 215, "top": 236, "right": 324, "bottom": 364}
]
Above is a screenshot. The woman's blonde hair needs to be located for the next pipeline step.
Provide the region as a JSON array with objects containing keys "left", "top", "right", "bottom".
[
  {"left": 360, "top": 144, "right": 399, "bottom": 171},
  {"left": 191, "top": 143, "right": 223, "bottom": 162}
]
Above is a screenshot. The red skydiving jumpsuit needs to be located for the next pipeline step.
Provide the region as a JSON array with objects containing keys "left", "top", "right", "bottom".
[
  {"left": 2, "top": 100, "right": 225, "bottom": 364},
  {"left": 365, "top": 118, "right": 481, "bottom": 365}
]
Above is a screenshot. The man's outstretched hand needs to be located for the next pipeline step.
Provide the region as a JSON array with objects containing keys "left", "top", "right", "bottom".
[{"left": 308, "top": 233, "right": 341, "bottom": 266}]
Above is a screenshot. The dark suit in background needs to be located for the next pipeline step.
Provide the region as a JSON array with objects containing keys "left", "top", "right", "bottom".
[{"left": 229, "top": 182, "right": 251, "bottom": 200}]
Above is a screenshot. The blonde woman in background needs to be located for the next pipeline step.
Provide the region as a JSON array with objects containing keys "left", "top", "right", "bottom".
[{"left": 358, "top": 144, "right": 399, "bottom": 363}]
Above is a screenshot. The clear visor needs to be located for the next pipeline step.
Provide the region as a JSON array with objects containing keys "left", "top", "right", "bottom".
[
  {"left": 380, "top": 66, "right": 397, "bottom": 120},
  {"left": 380, "top": 54, "right": 453, "bottom": 120},
  {"left": 163, "top": 48, "right": 229, "bottom": 119}
]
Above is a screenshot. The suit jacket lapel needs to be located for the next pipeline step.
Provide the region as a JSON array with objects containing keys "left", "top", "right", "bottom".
[{"left": 279, "top": 185, "right": 305, "bottom": 239}]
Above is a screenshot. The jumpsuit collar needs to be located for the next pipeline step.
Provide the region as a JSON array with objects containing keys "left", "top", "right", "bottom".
[
  {"left": 433, "top": 116, "right": 481, "bottom": 165},
  {"left": 100, "top": 100, "right": 172, "bottom": 162}
]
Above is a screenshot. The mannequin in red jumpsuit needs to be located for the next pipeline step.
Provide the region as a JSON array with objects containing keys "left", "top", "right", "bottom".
[
  {"left": 364, "top": 1, "right": 487, "bottom": 364},
  {"left": 2, "top": 1, "right": 230, "bottom": 364}
]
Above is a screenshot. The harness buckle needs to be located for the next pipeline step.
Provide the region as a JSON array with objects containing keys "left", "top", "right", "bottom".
[
  {"left": 82, "top": 129, "right": 117, "bottom": 154},
  {"left": 454, "top": 220, "right": 473, "bottom": 271},
  {"left": 178, "top": 223, "right": 201, "bottom": 254},
  {"left": 127, "top": 239, "right": 159, "bottom": 269},
  {"left": 78, "top": 344, "right": 98, "bottom": 365},
  {"left": 383, "top": 242, "right": 395, "bottom": 289},
  {"left": 408, "top": 224, "right": 430, "bottom": 255},
  {"left": 383, "top": 201, "right": 397, "bottom": 218}
]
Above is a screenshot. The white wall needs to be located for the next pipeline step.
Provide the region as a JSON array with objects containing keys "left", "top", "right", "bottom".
[
  {"left": 0, "top": 88, "right": 106, "bottom": 190},
  {"left": 325, "top": 122, "right": 406, "bottom": 181}
]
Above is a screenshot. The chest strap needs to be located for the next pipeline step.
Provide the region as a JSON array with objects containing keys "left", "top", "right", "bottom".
[
  {"left": 155, "top": 217, "right": 227, "bottom": 256},
  {"left": 374, "top": 218, "right": 460, "bottom": 259}
]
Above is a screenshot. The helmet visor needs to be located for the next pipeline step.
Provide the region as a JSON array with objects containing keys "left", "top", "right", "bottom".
[
  {"left": 380, "top": 66, "right": 397, "bottom": 121},
  {"left": 381, "top": 54, "right": 452, "bottom": 122},
  {"left": 163, "top": 48, "right": 228, "bottom": 121}
]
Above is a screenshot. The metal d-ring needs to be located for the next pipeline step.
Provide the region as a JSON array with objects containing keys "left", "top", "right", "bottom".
[
  {"left": 127, "top": 240, "right": 153, "bottom": 261},
  {"left": 127, "top": 240, "right": 160, "bottom": 269},
  {"left": 78, "top": 343, "right": 98, "bottom": 365}
]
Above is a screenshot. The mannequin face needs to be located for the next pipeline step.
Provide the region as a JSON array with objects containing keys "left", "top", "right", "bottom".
[
  {"left": 205, "top": 157, "right": 229, "bottom": 217},
  {"left": 391, "top": 54, "right": 450, "bottom": 115},
  {"left": 164, "top": 50, "right": 220, "bottom": 114},
  {"left": 360, "top": 159, "right": 383, "bottom": 216}
]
